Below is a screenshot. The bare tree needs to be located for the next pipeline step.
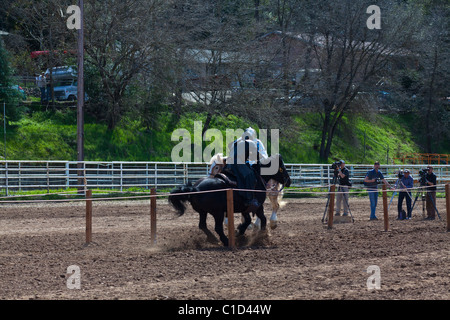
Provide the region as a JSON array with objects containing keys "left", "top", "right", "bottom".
[
  {"left": 4, "top": 0, "right": 75, "bottom": 106},
  {"left": 84, "top": 0, "right": 165, "bottom": 129},
  {"left": 160, "top": 0, "right": 264, "bottom": 133},
  {"left": 415, "top": 4, "right": 450, "bottom": 153},
  {"left": 290, "top": 0, "right": 423, "bottom": 161}
]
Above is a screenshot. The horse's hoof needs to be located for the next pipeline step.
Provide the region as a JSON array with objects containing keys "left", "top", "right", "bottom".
[
  {"left": 206, "top": 236, "right": 220, "bottom": 244},
  {"left": 270, "top": 220, "right": 277, "bottom": 230}
]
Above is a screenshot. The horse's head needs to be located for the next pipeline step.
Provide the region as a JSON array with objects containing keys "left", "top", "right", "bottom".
[
  {"left": 210, "top": 163, "right": 225, "bottom": 177},
  {"left": 261, "top": 154, "right": 291, "bottom": 188},
  {"left": 209, "top": 153, "right": 226, "bottom": 177}
]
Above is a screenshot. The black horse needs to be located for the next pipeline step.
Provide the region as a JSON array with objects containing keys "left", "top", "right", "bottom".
[{"left": 168, "top": 154, "right": 291, "bottom": 247}]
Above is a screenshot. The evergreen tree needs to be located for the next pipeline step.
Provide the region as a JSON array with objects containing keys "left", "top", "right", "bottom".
[{"left": 0, "top": 39, "right": 23, "bottom": 123}]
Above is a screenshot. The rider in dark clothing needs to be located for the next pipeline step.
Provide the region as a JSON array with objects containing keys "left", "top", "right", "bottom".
[{"left": 226, "top": 130, "right": 265, "bottom": 211}]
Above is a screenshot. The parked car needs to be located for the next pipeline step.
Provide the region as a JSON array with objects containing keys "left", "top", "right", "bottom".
[
  {"left": 53, "top": 79, "right": 88, "bottom": 102},
  {"left": 44, "top": 66, "right": 77, "bottom": 81}
]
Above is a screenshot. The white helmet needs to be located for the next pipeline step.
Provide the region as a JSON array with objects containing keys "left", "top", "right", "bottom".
[{"left": 242, "top": 127, "right": 257, "bottom": 141}]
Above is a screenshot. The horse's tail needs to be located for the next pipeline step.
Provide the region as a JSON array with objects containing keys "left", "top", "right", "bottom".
[{"left": 168, "top": 183, "right": 197, "bottom": 216}]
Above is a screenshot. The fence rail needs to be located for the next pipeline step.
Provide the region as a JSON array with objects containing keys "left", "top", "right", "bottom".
[{"left": 0, "top": 160, "right": 449, "bottom": 196}]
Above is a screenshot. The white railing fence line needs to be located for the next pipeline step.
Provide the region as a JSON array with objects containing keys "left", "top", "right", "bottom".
[{"left": 0, "top": 160, "right": 449, "bottom": 196}]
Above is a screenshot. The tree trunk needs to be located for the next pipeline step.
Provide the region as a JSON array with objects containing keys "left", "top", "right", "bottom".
[
  {"left": 319, "top": 110, "right": 330, "bottom": 161},
  {"left": 202, "top": 112, "right": 213, "bottom": 136},
  {"left": 107, "top": 101, "right": 121, "bottom": 130},
  {"left": 425, "top": 47, "right": 438, "bottom": 153},
  {"left": 254, "top": 0, "right": 260, "bottom": 22}
]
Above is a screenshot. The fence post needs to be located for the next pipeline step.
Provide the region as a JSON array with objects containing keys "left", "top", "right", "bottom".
[
  {"left": 382, "top": 184, "right": 389, "bottom": 231},
  {"left": 46, "top": 161, "right": 50, "bottom": 194},
  {"left": 120, "top": 162, "right": 123, "bottom": 192},
  {"left": 446, "top": 184, "right": 450, "bottom": 232},
  {"left": 150, "top": 188, "right": 157, "bottom": 245},
  {"left": 85, "top": 189, "right": 92, "bottom": 244},
  {"left": 5, "top": 162, "right": 8, "bottom": 197},
  {"left": 226, "top": 189, "right": 236, "bottom": 248},
  {"left": 146, "top": 163, "right": 149, "bottom": 189},
  {"left": 327, "top": 184, "right": 336, "bottom": 229},
  {"left": 320, "top": 165, "right": 324, "bottom": 186},
  {"left": 154, "top": 163, "right": 158, "bottom": 188},
  {"left": 65, "top": 162, "right": 70, "bottom": 190},
  {"left": 18, "top": 162, "right": 21, "bottom": 192}
]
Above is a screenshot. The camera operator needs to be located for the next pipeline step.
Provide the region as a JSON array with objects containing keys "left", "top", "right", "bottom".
[
  {"left": 397, "top": 169, "right": 413, "bottom": 220},
  {"left": 334, "top": 160, "right": 351, "bottom": 217},
  {"left": 364, "top": 161, "right": 392, "bottom": 221},
  {"left": 425, "top": 166, "right": 437, "bottom": 220}
]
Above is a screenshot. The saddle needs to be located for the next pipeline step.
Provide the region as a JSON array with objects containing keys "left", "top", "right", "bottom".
[{"left": 214, "top": 172, "right": 237, "bottom": 187}]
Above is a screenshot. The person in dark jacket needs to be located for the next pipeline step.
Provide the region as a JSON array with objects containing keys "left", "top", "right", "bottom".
[
  {"left": 397, "top": 169, "right": 414, "bottom": 220},
  {"left": 425, "top": 166, "right": 437, "bottom": 220},
  {"left": 335, "top": 160, "right": 351, "bottom": 217}
]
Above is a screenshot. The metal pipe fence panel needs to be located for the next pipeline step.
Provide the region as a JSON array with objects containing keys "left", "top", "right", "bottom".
[{"left": 0, "top": 161, "right": 449, "bottom": 195}]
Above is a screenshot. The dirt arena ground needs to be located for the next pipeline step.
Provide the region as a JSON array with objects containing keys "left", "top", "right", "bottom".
[{"left": 0, "top": 195, "right": 449, "bottom": 301}]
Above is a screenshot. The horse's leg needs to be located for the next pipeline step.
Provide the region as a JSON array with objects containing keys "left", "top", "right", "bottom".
[
  {"left": 253, "top": 205, "right": 270, "bottom": 246},
  {"left": 237, "top": 212, "right": 252, "bottom": 236},
  {"left": 213, "top": 212, "right": 229, "bottom": 247},
  {"left": 198, "top": 211, "right": 219, "bottom": 244},
  {"left": 255, "top": 205, "right": 267, "bottom": 231},
  {"left": 269, "top": 193, "right": 279, "bottom": 229}
]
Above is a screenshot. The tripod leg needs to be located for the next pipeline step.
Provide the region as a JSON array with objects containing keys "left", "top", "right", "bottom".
[
  {"left": 339, "top": 186, "right": 354, "bottom": 222},
  {"left": 387, "top": 179, "right": 400, "bottom": 211},
  {"left": 422, "top": 193, "right": 426, "bottom": 218},
  {"left": 322, "top": 192, "right": 331, "bottom": 223},
  {"left": 410, "top": 191, "right": 421, "bottom": 212},
  {"left": 388, "top": 191, "right": 397, "bottom": 211},
  {"left": 343, "top": 191, "right": 354, "bottom": 223}
]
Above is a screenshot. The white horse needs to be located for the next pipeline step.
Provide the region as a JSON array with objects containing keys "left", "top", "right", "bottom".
[{"left": 208, "top": 154, "right": 286, "bottom": 230}]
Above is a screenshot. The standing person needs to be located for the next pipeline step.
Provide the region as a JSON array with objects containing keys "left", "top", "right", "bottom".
[
  {"left": 425, "top": 166, "right": 437, "bottom": 220},
  {"left": 364, "top": 161, "right": 392, "bottom": 220},
  {"left": 397, "top": 169, "right": 414, "bottom": 220},
  {"left": 335, "top": 160, "right": 351, "bottom": 217},
  {"left": 36, "top": 72, "right": 47, "bottom": 102}
]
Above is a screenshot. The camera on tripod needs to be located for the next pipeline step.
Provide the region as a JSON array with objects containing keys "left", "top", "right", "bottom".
[
  {"left": 397, "top": 170, "right": 404, "bottom": 179},
  {"left": 418, "top": 168, "right": 429, "bottom": 185},
  {"left": 331, "top": 160, "right": 342, "bottom": 170}
]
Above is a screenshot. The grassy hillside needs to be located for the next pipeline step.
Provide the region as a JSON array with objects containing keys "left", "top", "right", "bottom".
[{"left": 0, "top": 108, "right": 431, "bottom": 164}]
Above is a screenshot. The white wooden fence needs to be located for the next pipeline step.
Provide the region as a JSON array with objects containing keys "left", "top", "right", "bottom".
[{"left": 0, "top": 160, "right": 449, "bottom": 195}]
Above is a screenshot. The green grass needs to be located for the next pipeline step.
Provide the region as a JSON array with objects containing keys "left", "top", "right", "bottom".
[
  {"left": 279, "top": 112, "right": 425, "bottom": 164},
  {"left": 0, "top": 108, "right": 439, "bottom": 164}
]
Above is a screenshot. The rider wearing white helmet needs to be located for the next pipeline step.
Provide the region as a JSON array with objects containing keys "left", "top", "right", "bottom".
[{"left": 227, "top": 127, "right": 268, "bottom": 164}]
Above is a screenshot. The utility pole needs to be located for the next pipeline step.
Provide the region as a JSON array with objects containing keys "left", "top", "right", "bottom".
[
  {"left": 77, "top": 0, "right": 85, "bottom": 193},
  {"left": 3, "top": 102, "right": 5, "bottom": 160}
]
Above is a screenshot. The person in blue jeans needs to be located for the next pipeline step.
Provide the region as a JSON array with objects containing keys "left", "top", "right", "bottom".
[{"left": 364, "top": 161, "right": 392, "bottom": 220}]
